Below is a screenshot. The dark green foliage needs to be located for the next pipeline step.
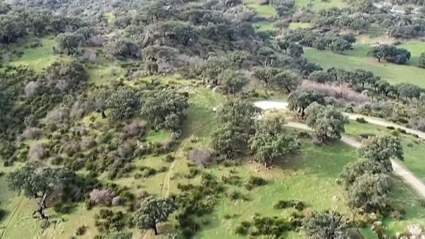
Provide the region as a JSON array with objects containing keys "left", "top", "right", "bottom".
[
  {"left": 141, "top": 90, "right": 189, "bottom": 131},
  {"left": 274, "top": 200, "right": 305, "bottom": 211},
  {"left": 359, "top": 135, "right": 404, "bottom": 170},
  {"left": 418, "top": 52, "right": 425, "bottom": 68},
  {"left": 56, "top": 33, "right": 82, "bottom": 55},
  {"left": 212, "top": 99, "right": 259, "bottom": 159},
  {"left": 303, "top": 210, "right": 349, "bottom": 239},
  {"left": 340, "top": 159, "right": 389, "bottom": 189},
  {"left": 134, "top": 197, "right": 178, "bottom": 235},
  {"left": 109, "top": 39, "right": 141, "bottom": 59},
  {"left": 288, "top": 89, "right": 325, "bottom": 117},
  {"left": 251, "top": 112, "right": 299, "bottom": 166},
  {"left": 175, "top": 173, "right": 224, "bottom": 237},
  {"left": 347, "top": 173, "right": 393, "bottom": 213},
  {"left": 185, "top": 168, "right": 200, "bottom": 179},
  {"left": 76, "top": 225, "right": 87, "bottom": 236},
  {"left": 235, "top": 221, "right": 251, "bottom": 235},
  {"left": 94, "top": 209, "right": 126, "bottom": 233},
  {"left": 139, "top": 166, "right": 157, "bottom": 178},
  {"left": 0, "top": 209, "right": 7, "bottom": 222},
  {"left": 367, "top": 45, "right": 411, "bottom": 65},
  {"left": 305, "top": 103, "right": 349, "bottom": 143},
  {"left": 244, "top": 176, "right": 267, "bottom": 190},
  {"left": 221, "top": 174, "right": 242, "bottom": 186},
  {"left": 237, "top": 214, "right": 302, "bottom": 237},
  {"left": 356, "top": 118, "right": 367, "bottom": 123}
]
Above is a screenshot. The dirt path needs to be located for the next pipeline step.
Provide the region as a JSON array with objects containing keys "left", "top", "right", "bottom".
[{"left": 255, "top": 101, "right": 425, "bottom": 199}]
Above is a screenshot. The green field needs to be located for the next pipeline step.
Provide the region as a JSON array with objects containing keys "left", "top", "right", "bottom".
[
  {"left": 294, "top": 0, "right": 348, "bottom": 11},
  {"left": 304, "top": 42, "right": 425, "bottom": 87},
  {"left": 255, "top": 21, "right": 276, "bottom": 31},
  {"left": 9, "top": 37, "right": 60, "bottom": 70},
  {"left": 245, "top": 0, "right": 277, "bottom": 18}
]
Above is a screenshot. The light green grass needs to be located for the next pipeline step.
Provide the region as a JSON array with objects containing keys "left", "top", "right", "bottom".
[
  {"left": 289, "top": 22, "right": 313, "bottom": 29},
  {"left": 245, "top": 0, "right": 277, "bottom": 18},
  {"left": 146, "top": 130, "right": 172, "bottom": 143},
  {"left": 10, "top": 37, "right": 60, "bottom": 70},
  {"left": 198, "top": 139, "right": 425, "bottom": 238},
  {"left": 304, "top": 43, "right": 425, "bottom": 87},
  {"left": 255, "top": 21, "right": 276, "bottom": 31},
  {"left": 398, "top": 41, "right": 425, "bottom": 66},
  {"left": 294, "top": 0, "right": 348, "bottom": 11}
]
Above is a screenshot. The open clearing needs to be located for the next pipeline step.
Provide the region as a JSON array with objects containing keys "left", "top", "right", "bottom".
[
  {"left": 304, "top": 41, "right": 425, "bottom": 87},
  {"left": 294, "top": 0, "right": 348, "bottom": 11},
  {"left": 245, "top": 0, "right": 277, "bottom": 18}
]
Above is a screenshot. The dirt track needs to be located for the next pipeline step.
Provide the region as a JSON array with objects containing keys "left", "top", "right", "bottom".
[{"left": 255, "top": 101, "right": 425, "bottom": 199}]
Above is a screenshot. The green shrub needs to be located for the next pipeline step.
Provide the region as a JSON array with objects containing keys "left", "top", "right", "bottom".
[
  {"left": 397, "top": 118, "right": 408, "bottom": 124},
  {"left": 274, "top": 200, "right": 305, "bottom": 211},
  {"left": 0, "top": 209, "right": 7, "bottom": 222},
  {"left": 390, "top": 130, "right": 399, "bottom": 137},
  {"left": 139, "top": 166, "right": 157, "bottom": 178},
  {"left": 244, "top": 176, "right": 267, "bottom": 190},
  {"left": 397, "top": 128, "right": 407, "bottom": 134},
  {"left": 235, "top": 224, "right": 249, "bottom": 235},
  {"left": 226, "top": 189, "right": 241, "bottom": 200},
  {"left": 222, "top": 174, "right": 242, "bottom": 186},
  {"left": 185, "top": 168, "right": 200, "bottom": 178},
  {"left": 356, "top": 118, "right": 367, "bottom": 123},
  {"left": 76, "top": 225, "right": 86, "bottom": 236},
  {"left": 163, "top": 154, "right": 175, "bottom": 162},
  {"left": 386, "top": 126, "right": 395, "bottom": 130}
]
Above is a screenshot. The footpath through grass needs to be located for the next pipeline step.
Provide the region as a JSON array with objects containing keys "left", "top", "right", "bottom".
[{"left": 346, "top": 120, "right": 425, "bottom": 183}]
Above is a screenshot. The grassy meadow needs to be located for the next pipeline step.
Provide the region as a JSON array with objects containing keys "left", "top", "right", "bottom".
[
  {"left": 294, "top": 0, "right": 348, "bottom": 11},
  {"left": 304, "top": 42, "right": 425, "bottom": 87},
  {"left": 245, "top": 0, "right": 277, "bottom": 18}
]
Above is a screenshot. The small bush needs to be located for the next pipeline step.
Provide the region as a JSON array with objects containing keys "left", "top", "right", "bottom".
[
  {"left": 397, "top": 128, "right": 407, "bottom": 134},
  {"left": 397, "top": 117, "right": 408, "bottom": 124},
  {"left": 235, "top": 224, "right": 249, "bottom": 235},
  {"left": 0, "top": 209, "right": 7, "bottom": 222},
  {"left": 244, "top": 176, "right": 267, "bottom": 190},
  {"left": 386, "top": 126, "right": 395, "bottom": 130},
  {"left": 274, "top": 200, "right": 305, "bottom": 211},
  {"left": 222, "top": 174, "right": 242, "bottom": 186},
  {"left": 185, "top": 168, "right": 200, "bottom": 178},
  {"left": 407, "top": 143, "right": 414, "bottom": 148},
  {"left": 163, "top": 154, "right": 175, "bottom": 162},
  {"left": 356, "top": 118, "right": 367, "bottom": 123},
  {"left": 76, "top": 225, "right": 87, "bottom": 236},
  {"left": 139, "top": 166, "right": 157, "bottom": 178},
  {"left": 390, "top": 130, "right": 400, "bottom": 137},
  {"left": 226, "top": 189, "right": 241, "bottom": 200}
]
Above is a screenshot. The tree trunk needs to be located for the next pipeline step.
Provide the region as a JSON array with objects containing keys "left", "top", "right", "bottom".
[
  {"left": 285, "top": 86, "right": 291, "bottom": 93},
  {"left": 153, "top": 224, "right": 158, "bottom": 235},
  {"left": 101, "top": 111, "right": 106, "bottom": 119},
  {"left": 377, "top": 58, "right": 381, "bottom": 62}
]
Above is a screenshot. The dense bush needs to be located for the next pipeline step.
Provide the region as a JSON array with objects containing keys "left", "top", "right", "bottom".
[{"left": 244, "top": 176, "right": 267, "bottom": 190}]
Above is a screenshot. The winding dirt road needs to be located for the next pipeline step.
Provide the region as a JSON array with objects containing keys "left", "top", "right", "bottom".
[{"left": 254, "top": 101, "right": 425, "bottom": 199}]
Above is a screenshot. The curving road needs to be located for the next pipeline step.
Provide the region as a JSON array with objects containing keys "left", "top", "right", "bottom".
[{"left": 254, "top": 101, "right": 425, "bottom": 199}]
